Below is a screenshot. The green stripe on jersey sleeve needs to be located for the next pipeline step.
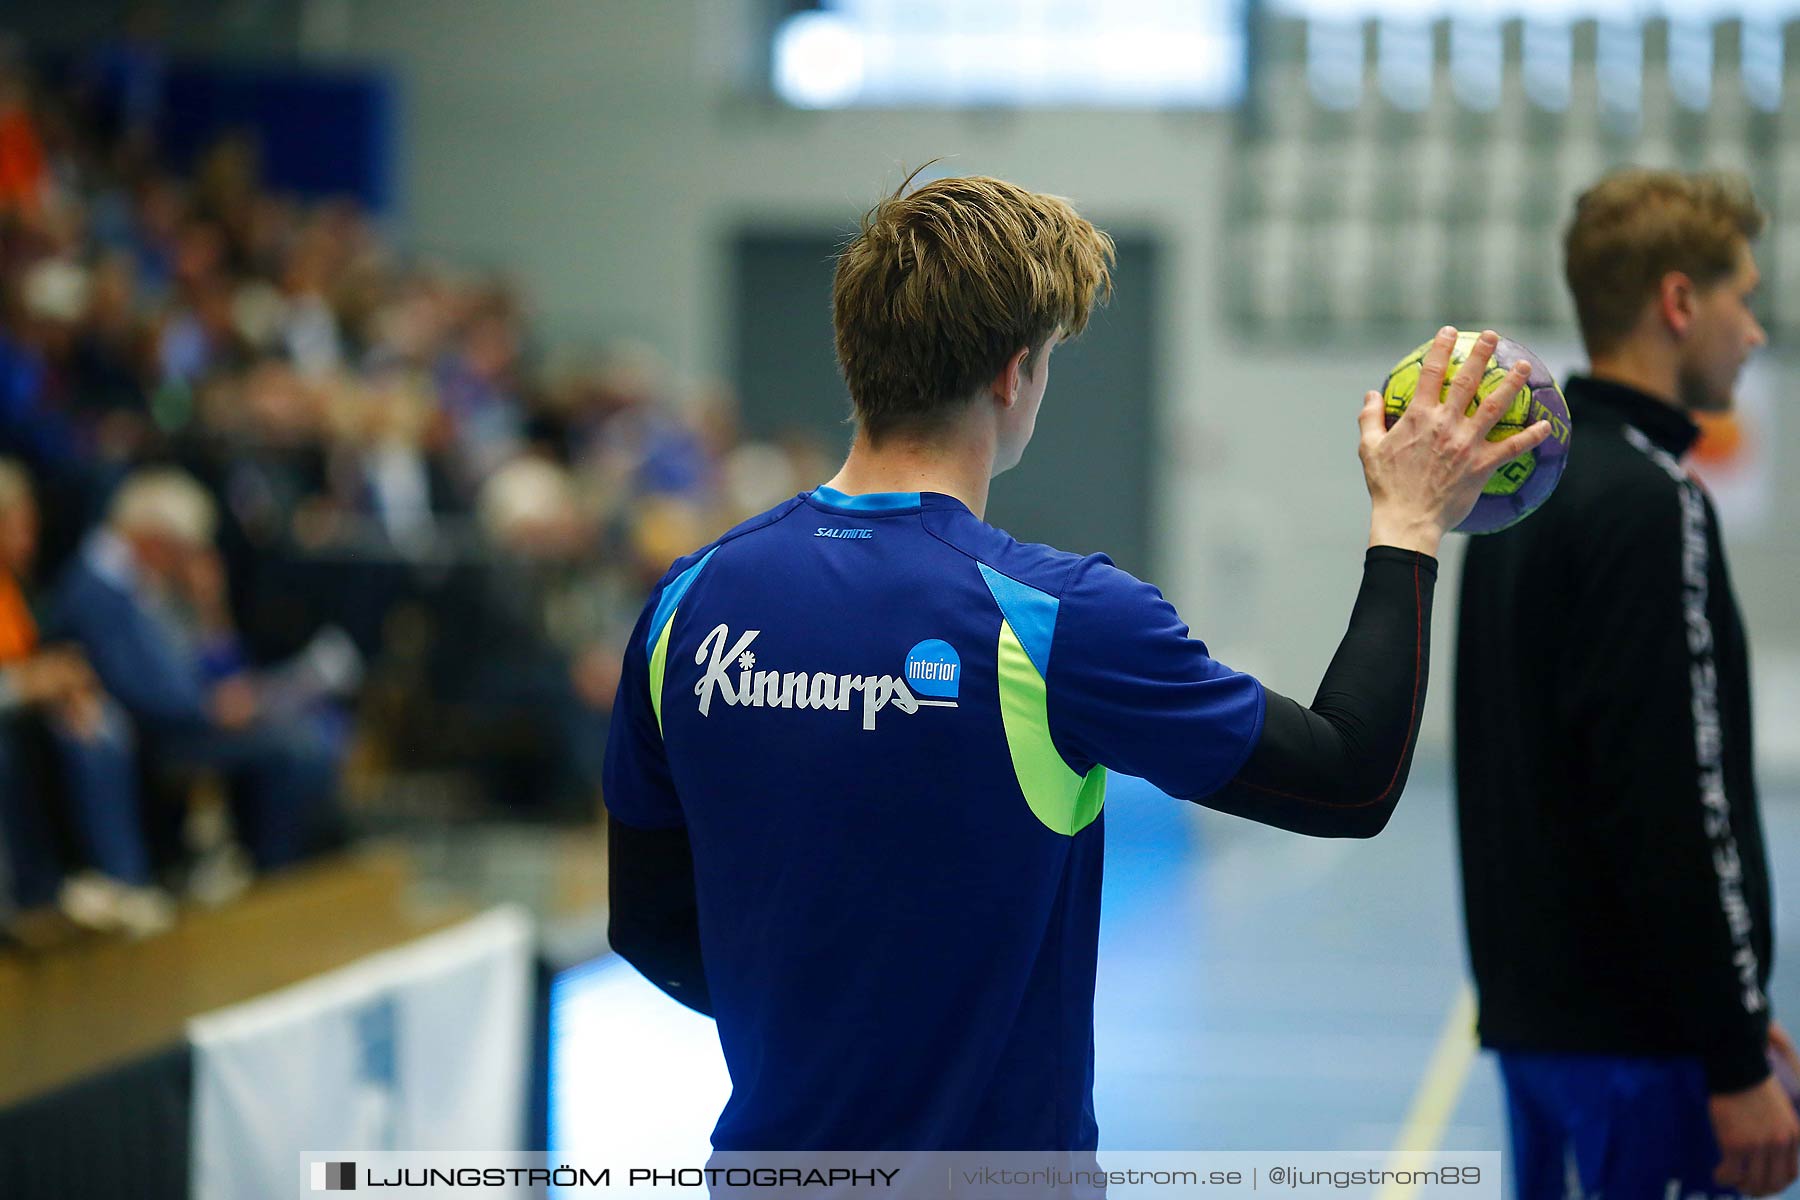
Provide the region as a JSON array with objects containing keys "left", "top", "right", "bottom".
[{"left": 995, "top": 617, "right": 1106, "bottom": 835}]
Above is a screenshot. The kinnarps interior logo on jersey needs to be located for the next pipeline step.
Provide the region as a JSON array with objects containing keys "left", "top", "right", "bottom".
[
  {"left": 904, "top": 639, "right": 960, "bottom": 708},
  {"left": 692, "top": 625, "right": 959, "bottom": 730}
]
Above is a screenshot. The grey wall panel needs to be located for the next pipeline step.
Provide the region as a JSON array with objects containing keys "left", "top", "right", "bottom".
[{"left": 731, "top": 231, "right": 1158, "bottom": 578}]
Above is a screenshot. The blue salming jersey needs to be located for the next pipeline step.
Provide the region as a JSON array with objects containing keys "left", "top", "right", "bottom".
[{"left": 603, "top": 486, "right": 1266, "bottom": 1150}]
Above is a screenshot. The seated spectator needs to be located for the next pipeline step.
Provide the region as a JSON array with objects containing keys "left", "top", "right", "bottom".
[
  {"left": 444, "top": 456, "right": 623, "bottom": 815},
  {"left": 0, "top": 458, "right": 173, "bottom": 936},
  {"left": 320, "top": 366, "right": 459, "bottom": 559},
  {"left": 49, "top": 467, "right": 342, "bottom": 876},
  {"left": 434, "top": 291, "right": 525, "bottom": 493}
]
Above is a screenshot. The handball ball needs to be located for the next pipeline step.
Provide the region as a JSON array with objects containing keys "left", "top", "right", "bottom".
[{"left": 1381, "top": 330, "right": 1573, "bottom": 535}]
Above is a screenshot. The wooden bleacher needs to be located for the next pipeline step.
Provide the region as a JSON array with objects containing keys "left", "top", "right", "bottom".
[{"left": 0, "top": 848, "right": 471, "bottom": 1110}]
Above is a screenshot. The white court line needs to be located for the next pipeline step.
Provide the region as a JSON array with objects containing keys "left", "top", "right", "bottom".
[{"left": 1374, "top": 982, "right": 1480, "bottom": 1200}]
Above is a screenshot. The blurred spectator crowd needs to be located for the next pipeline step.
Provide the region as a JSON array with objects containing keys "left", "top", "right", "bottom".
[{"left": 0, "top": 41, "right": 828, "bottom": 942}]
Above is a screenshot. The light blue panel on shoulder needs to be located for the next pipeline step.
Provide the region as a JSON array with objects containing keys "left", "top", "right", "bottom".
[
  {"left": 810, "top": 485, "right": 922, "bottom": 512},
  {"left": 647, "top": 548, "right": 716, "bottom": 651},
  {"left": 977, "top": 563, "right": 1059, "bottom": 679}
]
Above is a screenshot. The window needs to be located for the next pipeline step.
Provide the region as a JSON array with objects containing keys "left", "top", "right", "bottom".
[{"left": 770, "top": 0, "right": 1246, "bottom": 109}]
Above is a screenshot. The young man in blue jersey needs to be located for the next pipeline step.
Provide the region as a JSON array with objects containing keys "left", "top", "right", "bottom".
[{"left": 603, "top": 174, "right": 1550, "bottom": 1151}]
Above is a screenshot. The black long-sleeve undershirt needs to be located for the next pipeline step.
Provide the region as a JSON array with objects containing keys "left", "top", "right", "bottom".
[
  {"left": 608, "top": 818, "right": 714, "bottom": 1015},
  {"left": 1198, "top": 545, "right": 1436, "bottom": 838}
]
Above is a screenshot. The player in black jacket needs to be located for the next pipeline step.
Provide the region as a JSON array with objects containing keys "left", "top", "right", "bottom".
[{"left": 1457, "top": 169, "right": 1798, "bottom": 1198}]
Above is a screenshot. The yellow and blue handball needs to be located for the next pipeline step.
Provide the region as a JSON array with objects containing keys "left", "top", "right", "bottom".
[{"left": 1381, "top": 330, "right": 1574, "bottom": 534}]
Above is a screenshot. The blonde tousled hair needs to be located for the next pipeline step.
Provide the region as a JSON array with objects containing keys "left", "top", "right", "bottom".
[{"left": 832, "top": 171, "right": 1115, "bottom": 443}]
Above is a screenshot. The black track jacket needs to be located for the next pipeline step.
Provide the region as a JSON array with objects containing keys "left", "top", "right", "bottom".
[{"left": 1456, "top": 374, "right": 1774, "bottom": 1094}]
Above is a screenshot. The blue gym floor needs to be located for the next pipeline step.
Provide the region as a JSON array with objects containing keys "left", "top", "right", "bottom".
[{"left": 552, "top": 774, "right": 1800, "bottom": 1191}]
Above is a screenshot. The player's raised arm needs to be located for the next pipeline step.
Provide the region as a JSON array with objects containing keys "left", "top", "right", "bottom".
[{"left": 1199, "top": 326, "right": 1551, "bottom": 836}]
